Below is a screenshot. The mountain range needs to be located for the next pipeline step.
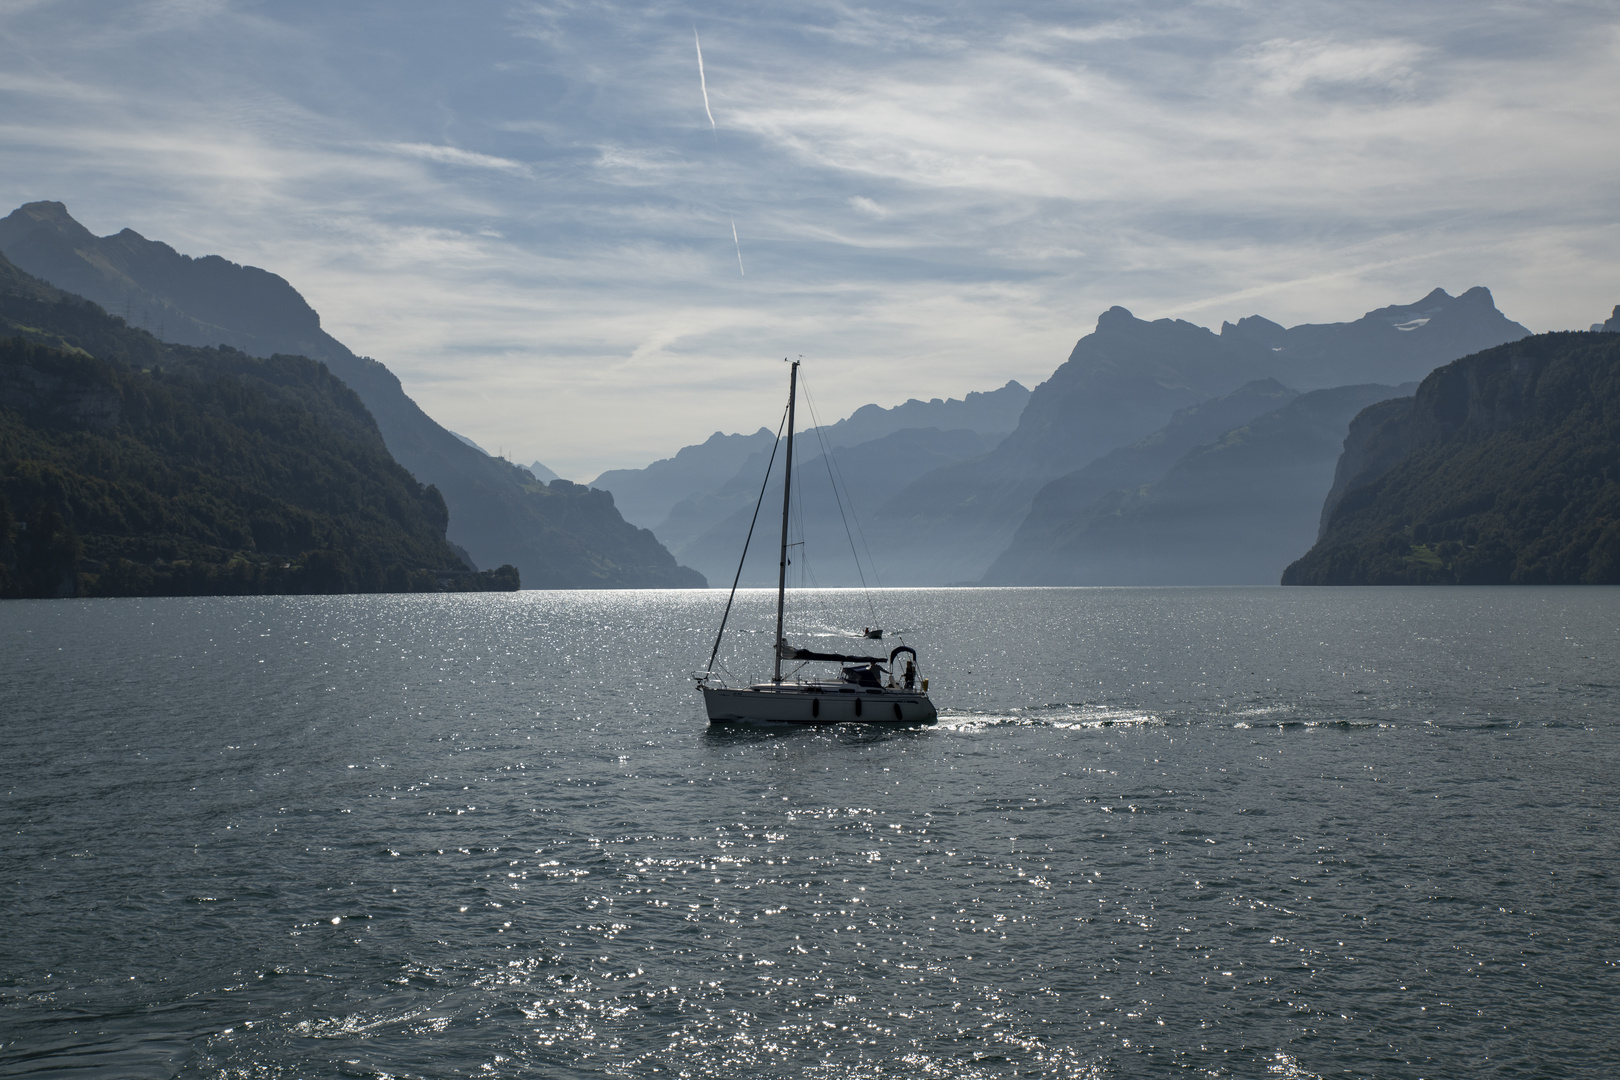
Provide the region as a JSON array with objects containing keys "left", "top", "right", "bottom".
[
  {"left": 590, "top": 382, "right": 1032, "bottom": 585},
  {"left": 6, "top": 199, "right": 1574, "bottom": 593},
  {"left": 870, "top": 289, "right": 1531, "bottom": 584},
  {"left": 594, "top": 289, "right": 1530, "bottom": 587},
  {"left": 0, "top": 201, "right": 703, "bottom": 588}
]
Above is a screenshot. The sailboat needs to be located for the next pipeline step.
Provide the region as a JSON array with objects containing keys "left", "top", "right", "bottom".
[{"left": 697, "top": 360, "right": 938, "bottom": 726}]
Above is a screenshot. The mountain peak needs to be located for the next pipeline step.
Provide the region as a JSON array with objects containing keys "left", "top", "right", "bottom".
[
  {"left": 1220, "top": 314, "right": 1287, "bottom": 343},
  {"left": 0, "top": 200, "right": 328, "bottom": 351},
  {"left": 6, "top": 201, "right": 98, "bottom": 246},
  {"left": 1096, "top": 305, "right": 1137, "bottom": 330}
]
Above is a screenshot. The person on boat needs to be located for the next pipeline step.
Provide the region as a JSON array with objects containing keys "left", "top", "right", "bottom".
[{"left": 904, "top": 659, "right": 916, "bottom": 690}]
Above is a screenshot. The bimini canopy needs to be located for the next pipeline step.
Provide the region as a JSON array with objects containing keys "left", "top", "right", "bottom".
[{"left": 777, "top": 642, "right": 919, "bottom": 666}]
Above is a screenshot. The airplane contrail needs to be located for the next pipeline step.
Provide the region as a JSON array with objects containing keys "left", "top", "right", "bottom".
[
  {"left": 695, "top": 28, "right": 742, "bottom": 276},
  {"left": 694, "top": 28, "right": 716, "bottom": 133}
]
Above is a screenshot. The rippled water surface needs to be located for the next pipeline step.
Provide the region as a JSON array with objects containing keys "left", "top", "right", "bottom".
[{"left": 2, "top": 587, "right": 1618, "bottom": 1079}]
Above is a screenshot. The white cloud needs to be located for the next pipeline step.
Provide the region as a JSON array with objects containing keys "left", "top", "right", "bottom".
[
  {"left": 383, "top": 142, "right": 532, "bottom": 174},
  {"left": 1244, "top": 37, "right": 1427, "bottom": 97},
  {"left": 0, "top": 0, "right": 1617, "bottom": 475}
]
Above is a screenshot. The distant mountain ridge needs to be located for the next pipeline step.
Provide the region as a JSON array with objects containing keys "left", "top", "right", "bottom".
[
  {"left": 648, "top": 384, "right": 1029, "bottom": 584},
  {"left": 589, "top": 380, "right": 1030, "bottom": 535},
  {"left": 591, "top": 427, "right": 777, "bottom": 531},
  {"left": 805, "top": 380, "right": 1030, "bottom": 449},
  {"left": 987, "top": 382, "right": 1414, "bottom": 585},
  {"left": 664, "top": 426, "right": 1005, "bottom": 587},
  {"left": 982, "top": 379, "right": 1300, "bottom": 583},
  {"left": 588, "top": 288, "right": 1531, "bottom": 587},
  {"left": 0, "top": 201, "right": 703, "bottom": 588},
  {"left": 1218, "top": 286, "right": 1528, "bottom": 388}
]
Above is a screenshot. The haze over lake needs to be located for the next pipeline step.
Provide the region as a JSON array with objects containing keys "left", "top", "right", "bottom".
[{"left": 4, "top": 587, "right": 1616, "bottom": 1078}]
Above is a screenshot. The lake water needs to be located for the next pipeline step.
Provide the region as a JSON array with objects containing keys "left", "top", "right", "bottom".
[{"left": 2, "top": 587, "right": 1617, "bottom": 1079}]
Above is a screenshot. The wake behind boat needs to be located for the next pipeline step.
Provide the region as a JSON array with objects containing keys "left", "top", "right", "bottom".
[{"left": 696, "top": 360, "right": 938, "bottom": 726}]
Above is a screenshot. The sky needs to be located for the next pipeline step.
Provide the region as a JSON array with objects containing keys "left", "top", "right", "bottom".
[{"left": 2, "top": 0, "right": 1618, "bottom": 479}]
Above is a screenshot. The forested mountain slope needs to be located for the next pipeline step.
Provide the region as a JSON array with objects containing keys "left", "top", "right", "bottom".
[
  {"left": 1283, "top": 332, "right": 1620, "bottom": 585},
  {"left": 0, "top": 254, "right": 516, "bottom": 597}
]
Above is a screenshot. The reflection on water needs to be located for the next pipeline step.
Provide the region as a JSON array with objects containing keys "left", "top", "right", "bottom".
[{"left": 1, "top": 587, "right": 1617, "bottom": 1078}]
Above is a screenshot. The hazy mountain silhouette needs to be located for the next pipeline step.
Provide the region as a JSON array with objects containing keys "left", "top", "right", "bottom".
[
  {"left": 1284, "top": 332, "right": 1620, "bottom": 585},
  {"left": 626, "top": 383, "right": 1031, "bottom": 584},
  {"left": 591, "top": 428, "right": 777, "bottom": 531},
  {"left": 982, "top": 379, "right": 1299, "bottom": 583},
  {"left": 1219, "top": 286, "right": 1530, "bottom": 388},
  {"left": 668, "top": 427, "right": 1004, "bottom": 588},
  {"left": 865, "top": 291, "right": 1530, "bottom": 583},
  {"left": 805, "top": 381, "right": 1030, "bottom": 449},
  {"left": 525, "top": 461, "right": 560, "bottom": 483},
  {"left": 590, "top": 380, "right": 1029, "bottom": 540},
  {"left": 1591, "top": 304, "right": 1620, "bottom": 333},
  {"left": 986, "top": 382, "right": 1413, "bottom": 585},
  {"left": 0, "top": 201, "right": 702, "bottom": 588}
]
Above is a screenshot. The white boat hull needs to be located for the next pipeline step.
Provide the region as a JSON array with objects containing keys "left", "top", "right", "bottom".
[{"left": 702, "top": 684, "right": 937, "bottom": 725}]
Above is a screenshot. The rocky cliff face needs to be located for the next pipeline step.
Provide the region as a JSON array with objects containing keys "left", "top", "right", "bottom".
[
  {"left": 1283, "top": 332, "right": 1620, "bottom": 585},
  {"left": 1312, "top": 396, "right": 1417, "bottom": 541},
  {"left": 0, "top": 202, "right": 703, "bottom": 588}
]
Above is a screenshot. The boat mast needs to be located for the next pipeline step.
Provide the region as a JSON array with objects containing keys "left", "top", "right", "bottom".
[{"left": 773, "top": 359, "right": 799, "bottom": 683}]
